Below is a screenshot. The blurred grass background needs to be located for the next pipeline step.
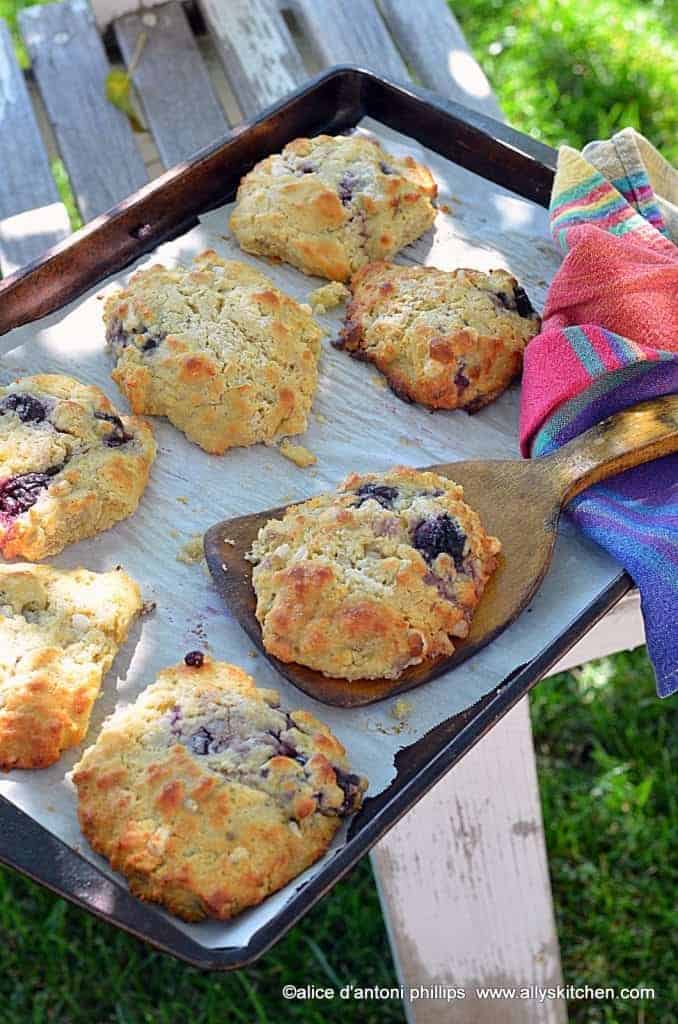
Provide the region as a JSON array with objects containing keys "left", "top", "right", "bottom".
[{"left": 0, "top": 1, "right": 676, "bottom": 1022}]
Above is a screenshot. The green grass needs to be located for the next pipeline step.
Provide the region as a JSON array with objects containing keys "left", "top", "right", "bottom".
[
  {"left": 530, "top": 649, "right": 677, "bottom": 1023},
  {"left": 0, "top": 857, "right": 404, "bottom": 1024},
  {"left": 0, "top": 1, "right": 676, "bottom": 1020},
  {"left": 454, "top": 0, "right": 678, "bottom": 162}
]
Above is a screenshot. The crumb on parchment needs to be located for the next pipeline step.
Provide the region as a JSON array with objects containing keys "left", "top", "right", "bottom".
[
  {"left": 308, "top": 281, "right": 350, "bottom": 313},
  {"left": 391, "top": 699, "right": 413, "bottom": 721},
  {"left": 177, "top": 534, "right": 205, "bottom": 564},
  {"left": 278, "top": 439, "right": 317, "bottom": 468}
]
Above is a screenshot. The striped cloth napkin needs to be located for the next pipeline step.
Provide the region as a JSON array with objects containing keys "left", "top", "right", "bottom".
[{"left": 519, "top": 129, "right": 678, "bottom": 697}]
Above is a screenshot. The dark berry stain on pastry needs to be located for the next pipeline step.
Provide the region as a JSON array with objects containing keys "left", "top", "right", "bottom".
[
  {"left": 454, "top": 366, "right": 470, "bottom": 390},
  {"left": 337, "top": 172, "right": 359, "bottom": 205},
  {"left": 0, "top": 467, "right": 61, "bottom": 517},
  {"left": 94, "top": 411, "right": 133, "bottom": 448},
  {"left": 333, "top": 768, "right": 365, "bottom": 813},
  {"left": 412, "top": 513, "right": 467, "bottom": 569},
  {"left": 379, "top": 161, "right": 394, "bottom": 175},
  {"left": 106, "top": 318, "right": 165, "bottom": 353},
  {"left": 353, "top": 482, "right": 399, "bottom": 509},
  {"left": 0, "top": 393, "right": 47, "bottom": 424},
  {"left": 184, "top": 650, "right": 205, "bottom": 668},
  {"left": 497, "top": 286, "right": 536, "bottom": 319},
  {"left": 105, "top": 318, "right": 127, "bottom": 350}
]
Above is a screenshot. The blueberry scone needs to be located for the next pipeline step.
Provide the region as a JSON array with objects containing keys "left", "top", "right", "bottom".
[
  {"left": 0, "top": 563, "right": 141, "bottom": 770},
  {"left": 103, "top": 251, "right": 323, "bottom": 454},
  {"left": 0, "top": 375, "right": 156, "bottom": 560},
  {"left": 230, "top": 135, "right": 437, "bottom": 282},
  {"left": 248, "top": 467, "right": 501, "bottom": 681},
  {"left": 73, "top": 655, "right": 367, "bottom": 921},
  {"left": 338, "top": 263, "right": 541, "bottom": 411}
]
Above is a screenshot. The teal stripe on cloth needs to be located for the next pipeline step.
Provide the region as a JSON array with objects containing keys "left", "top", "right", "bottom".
[
  {"left": 569, "top": 325, "right": 607, "bottom": 375},
  {"left": 551, "top": 171, "right": 605, "bottom": 207}
]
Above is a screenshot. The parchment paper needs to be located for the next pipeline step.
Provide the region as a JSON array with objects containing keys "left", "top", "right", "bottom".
[{"left": 0, "top": 119, "right": 624, "bottom": 950}]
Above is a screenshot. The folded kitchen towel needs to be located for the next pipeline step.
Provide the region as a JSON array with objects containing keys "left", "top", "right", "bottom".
[{"left": 519, "top": 129, "right": 678, "bottom": 697}]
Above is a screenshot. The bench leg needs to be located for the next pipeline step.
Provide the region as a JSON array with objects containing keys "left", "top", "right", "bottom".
[{"left": 371, "top": 696, "right": 566, "bottom": 1023}]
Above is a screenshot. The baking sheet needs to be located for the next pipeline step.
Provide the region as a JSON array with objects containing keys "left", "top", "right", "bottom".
[{"left": 0, "top": 119, "right": 623, "bottom": 949}]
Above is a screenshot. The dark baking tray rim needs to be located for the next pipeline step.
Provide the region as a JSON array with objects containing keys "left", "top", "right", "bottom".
[{"left": 0, "top": 65, "right": 632, "bottom": 969}]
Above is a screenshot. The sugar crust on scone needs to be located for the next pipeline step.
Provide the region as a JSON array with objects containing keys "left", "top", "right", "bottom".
[
  {"left": 103, "top": 251, "right": 323, "bottom": 454},
  {"left": 248, "top": 467, "right": 501, "bottom": 681},
  {"left": 0, "top": 563, "right": 142, "bottom": 770},
  {"left": 0, "top": 374, "right": 156, "bottom": 560},
  {"left": 338, "top": 262, "right": 541, "bottom": 411},
  {"left": 230, "top": 134, "right": 437, "bottom": 282},
  {"left": 73, "top": 657, "right": 367, "bottom": 922}
]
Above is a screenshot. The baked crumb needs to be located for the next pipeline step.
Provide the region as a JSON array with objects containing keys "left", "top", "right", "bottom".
[
  {"left": 308, "top": 281, "right": 350, "bottom": 313},
  {"left": 141, "top": 600, "right": 157, "bottom": 616},
  {"left": 177, "top": 534, "right": 205, "bottom": 564},
  {"left": 392, "top": 698, "right": 413, "bottom": 721},
  {"left": 278, "top": 439, "right": 317, "bottom": 468}
]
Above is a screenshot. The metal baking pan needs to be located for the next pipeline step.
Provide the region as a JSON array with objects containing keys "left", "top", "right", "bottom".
[{"left": 0, "top": 66, "right": 631, "bottom": 969}]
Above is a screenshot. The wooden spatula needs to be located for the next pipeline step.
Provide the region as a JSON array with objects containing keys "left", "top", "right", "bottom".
[{"left": 205, "top": 395, "right": 678, "bottom": 707}]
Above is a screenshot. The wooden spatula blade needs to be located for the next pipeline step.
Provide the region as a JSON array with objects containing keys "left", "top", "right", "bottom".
[{"left": 204, "top": 459, "right": 560, "bottom": 707}]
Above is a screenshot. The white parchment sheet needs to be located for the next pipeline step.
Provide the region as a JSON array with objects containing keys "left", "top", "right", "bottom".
[{"left": 0, "top": 119, "right": 623, "bottom": 950}]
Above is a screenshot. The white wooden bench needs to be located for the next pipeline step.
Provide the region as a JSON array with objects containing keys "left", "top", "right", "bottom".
[{"left": 0, "top": 1, "right": 645, "bottom": 1017}]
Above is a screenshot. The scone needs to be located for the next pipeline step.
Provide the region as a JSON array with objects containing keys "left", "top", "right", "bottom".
[
  {"left": 103, "top": 251, "right": 322, "bottom": 454},
  {"left": 0, "top": 374, "right": 156, "bottom": 560},
  {"left": 73, "top": 656, "right": 367, "bottom": 922},
  {"left": 248, "top": 467, "right": 501, "bottom": 681},
  {"left": 338, "top": 262, "right": 541, "bottom": 411},
  {"left": 230, "top": 134, "right": 437, "bottom": 282},
  {"left": 0, "top": 563, "right": 141, "bottom": 770}
]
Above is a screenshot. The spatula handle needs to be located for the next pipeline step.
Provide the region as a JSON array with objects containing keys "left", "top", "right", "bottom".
[{"left": 545, "top": 394, "right": 678, "bottom": 506}]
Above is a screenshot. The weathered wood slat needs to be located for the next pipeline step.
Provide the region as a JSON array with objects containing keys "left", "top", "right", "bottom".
[
  {"left": 379, "top": 0, "right": 501, "bottom": 118},
  {"left": 0, "top": 20, "right": 70, "bottom": 275},
  {"left": 373, "top": 699, "right": 567, "bottom": 1024},
  {"left": 114, "top": 3, "right": 228, "bottom": 169},
  {"left": 19, "top": 0, "right": 147, "bottom": 224},
  {"left": 284, "top": 0, "right": 408, "bottom": 83},
  {"left": 197, "top": 0, "right": 305, "bottom": 121}
]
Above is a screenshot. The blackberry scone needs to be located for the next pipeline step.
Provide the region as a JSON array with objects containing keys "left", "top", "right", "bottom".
[
  {"left": 103, "top": 251, "right": 323, "bottom": 454},
  {"left": 73, "top": 656, "right": 367, "bottom": 922},
  {"left": 338, "top": 262, "right": 541, "bottom": 410},
  {"left": 248, "top": 467, "right": 501, "bottom": 681},
  {"left": 0, "top": 374, "right": 156, "bottom": 560},
  {"left": 230, "top": 134, "right": 437, "bottom": 282},
  {"left": 0, "top": 563, "right": 141, "bottom": 770}
]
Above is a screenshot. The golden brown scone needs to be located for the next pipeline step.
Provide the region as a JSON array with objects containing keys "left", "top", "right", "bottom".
[
  {"left": 248, "top": 467, "right": 501, "bottom": 681},
  {"left": 103, "top": 251, "right": 322, "bottom": 454},
  {"left": 338, "top": 262, "right": 541, "bottom": 411},
  {"left": 0, "top": 375, "right": 156, "bottom": 560},
  {"left": 73, "top": 655, "right": 367, "bottom": 922},
  {"left": 230, "top": 134, "right": 437, "bottom": 282},
  {"left": 0, "top": 563, "right": 141, "bottom": 770}
]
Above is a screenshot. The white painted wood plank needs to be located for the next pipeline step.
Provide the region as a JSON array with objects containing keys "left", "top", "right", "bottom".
[
  {"left": 114, "top": 3, "right": 229, "bottom": 168},
  {"left": 379, "top": 0, "right": 501, "bottom": 118},
  {"left": 284, "top": 0, "right": 408, "bottom": 82},
  {"left": 372, "top": 698, "right": 566, "bottom": 1024},
  {"left": 90, "top": 0, "right": 166, "bottom": 29},
  {"left": 0, "top": 20, "right": 70, "bottom": 275},
  {"left": 547, "top": 589, "right": 644, "bottom": 675},
  {"left": 19, "top": 0, "right": 148, "bottom": 224},
  {"left": 197, "top": 0, "right": 306, "bottom": 120}
]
